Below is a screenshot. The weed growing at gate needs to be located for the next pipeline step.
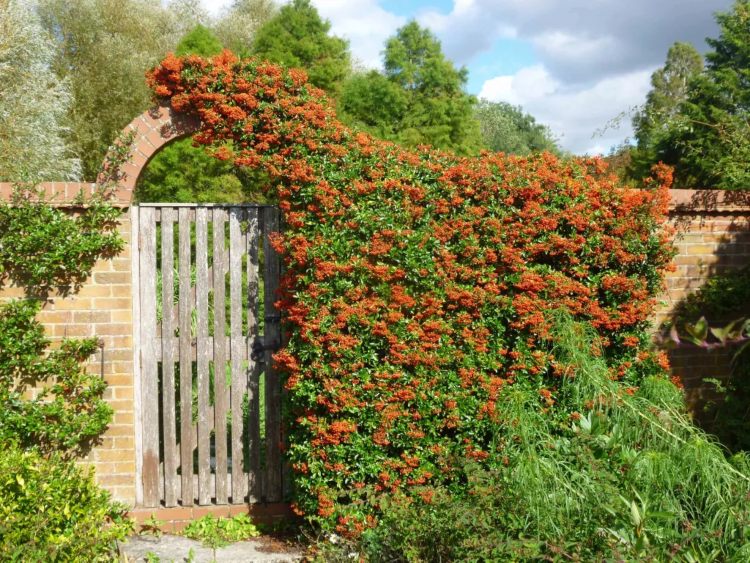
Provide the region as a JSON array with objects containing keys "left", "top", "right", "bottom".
[{"left": 148, "top": 51, "right": 750, "bottom": 557}]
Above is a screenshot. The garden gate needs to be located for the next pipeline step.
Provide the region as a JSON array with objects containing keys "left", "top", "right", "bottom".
[{"left": 131, "top": 203, "right": 284, "bottom": 508}]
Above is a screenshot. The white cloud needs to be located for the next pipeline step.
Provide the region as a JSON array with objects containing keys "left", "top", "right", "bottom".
[
  {"left": 479, "top": 64, "right": 556, "bottom": 106},
  {"left": 422, "top": 0, "right": 732, "bottom": 83},
  {"left": 480, "top": 65, "right": 652, "bottom": 154},
  {"left": 312, "top": 0, "right": 405, "bottom": 69}
]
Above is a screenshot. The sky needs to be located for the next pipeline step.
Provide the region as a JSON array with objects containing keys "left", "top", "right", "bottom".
[{"left": 201, "top": 0, "right": 734, "bottom": 155}]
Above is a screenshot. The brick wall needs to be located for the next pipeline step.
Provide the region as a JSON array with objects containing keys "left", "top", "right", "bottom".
[
  {"left": 0, "top": 208, "right": 137, "bottom": 503},
  {"left": 2, "top": 179, "right": 750, "bottom": 505},
  {"left": 654, "top": 190, "right": 750, "bottom": 418}
]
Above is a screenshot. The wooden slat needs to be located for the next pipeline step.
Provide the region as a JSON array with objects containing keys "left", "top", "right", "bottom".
[
  {"left": 245, "top": 208, "right": 261, "bottom": 502},
  {"left": 196, "top": 208, "right": 211, "bottom": 505},
  {"left": 138, "top": 207, "right": 160, "bottom": 507},
  {"left": 178, "top": 208, "right": 194, "bottom": 506},
  {"left": 229, "top": 208, "right": 247, "bottom": 503},
  {"left": 212, "top": 209, "right": 229, "bottom": 504},
  {"left": 262, "top": 207, "right": 283, "bottom": 502},
  {"left": 131, "top": 208, "right": 144, "bottom": 506},
  {"left": 161, "top": 209, "right": 178, "bottom": 507}
]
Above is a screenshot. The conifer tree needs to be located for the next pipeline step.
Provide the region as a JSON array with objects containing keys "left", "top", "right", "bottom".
[
  {"left": 252, "top": 0, "right": 350, "bottom": 94},
  {"left": 340, "top": 21, "right": 481, "bottom": 155}
]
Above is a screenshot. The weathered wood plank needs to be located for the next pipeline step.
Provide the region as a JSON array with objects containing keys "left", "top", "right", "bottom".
[
  {"left": 229, "top": 208, "right": 247, "bottom": 503},
  {"left": 212, "top": 209, "right": 229, "bottom": 504},
  {"left": 131, "top": 208, "right": 144, "bottom": 506},
  {"left": 262, "top": 207, "right": 283, "bottom": 502},
  {"left": 178, "top": 207, "right": 194, "bottom": 506},
  {"left": 160, "top": 209, "right": 178, "bottom": 507},
  {"left": 196, "top": 208, "right": 211, "bottom": 505},
  {"left": 138, "top": 207, "right": 160, "bottom": 507},
  {"left": 245, "top": 208, "right": 261, "bottom": 502}
]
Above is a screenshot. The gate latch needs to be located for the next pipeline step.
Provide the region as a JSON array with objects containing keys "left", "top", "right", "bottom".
[{"left": 251, "top": 336, "right": 280, "bottom": 362}]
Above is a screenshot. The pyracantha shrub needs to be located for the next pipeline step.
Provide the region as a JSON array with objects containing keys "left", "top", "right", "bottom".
[{"left": 147, "top": 52, "right": 675, "bottom": 531}]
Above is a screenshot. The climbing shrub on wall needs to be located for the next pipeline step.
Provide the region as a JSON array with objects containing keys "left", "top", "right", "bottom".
[
  {"left": 0, "top": 186, "right": 129, "bottom": 559},
  {"left": 0, "top": 188, "right": 123, "bottom": 456},
  {"left": 147, "top": 52, "right": 675, "bottom": 530}
]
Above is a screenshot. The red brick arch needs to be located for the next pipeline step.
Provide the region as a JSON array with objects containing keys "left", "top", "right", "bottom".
[{"left": 114, "top": 103, "right": 200, "bottom": 202}]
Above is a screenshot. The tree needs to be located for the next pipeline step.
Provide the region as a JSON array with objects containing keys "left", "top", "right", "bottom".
[
  {"left": 340, "top": 21, "right": 482, "bottom": 155},
  {"left": 637, "top": 2, "right": 750, "bottom": 189},
  {"left": 629, "top": 42, "right": 703, "bottom": 181},
  {"left": 0, "top": 0, "right": 79, "bottom": 181},
  {"left": 214, "top": 0, "right": 276, "bottom": 58},
  {"left": 135, "top": 138, "right": 268, "bottom": 204},
  {"left": 175, "top": 24, "right": 224, "bottom": 57},
  {"left": 474, "top": 99, "right": 559, "bottom": 155},
  {"left": 252, "top": 0, "right": 350, "bottom": 93},
  {"left": 37, "top": 0, "right": 186, "bottom": 179}
]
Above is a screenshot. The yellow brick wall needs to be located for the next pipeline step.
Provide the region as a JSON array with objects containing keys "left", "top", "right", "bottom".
[
  {"left": 654, "top": 210, "right": 750, "bottom": 417},
  {"left": 0, "top": 211, "right": 137, "bottom": 504}
]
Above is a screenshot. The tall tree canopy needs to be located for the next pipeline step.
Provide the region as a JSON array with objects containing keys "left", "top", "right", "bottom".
[
  {"left": 340, "top": 21, "right": 482, "bottom": 155},
  {"left": 629, "top": 42, "right": 703, "bottom": 181},
  {"left": 0, "top": 0, "right": 79, "bottom": 181},
  {"left": 215, "top": 0, "right": 276, "bottom": 57},
  {"left": 632, "top": 1, "right": 750, "bottom": 189},
  {"left": 175, "top": 24, "right": 224, "bottom": 57},
  {"left": 252, "top": 0, "right": 350, "bottom": 93},
  {"left": 474, "top": 99, "right": 559, "bottom": 155},
  {"left": 37, "top": 0, "right": 190, "bottom": 179}
]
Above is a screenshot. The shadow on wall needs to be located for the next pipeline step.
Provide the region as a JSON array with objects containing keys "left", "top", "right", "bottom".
[{"left": 659, "top": 189, "right": 750, "bottom": 451}]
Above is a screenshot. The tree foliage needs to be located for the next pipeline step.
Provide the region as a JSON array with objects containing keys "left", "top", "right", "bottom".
[
  {"left": 633, "top": 1, "right": 750, "bottom": 189},
  {"left": 252, "top": 0, "right": 350, "bottom": 93},
  {"left": 629, "top": 42, "right": 703, "bottom": 181},
  {"left": 340, "top": 21, "right": 481, "bottom": 155},
  {"left": 37, "top": 0, "right": 189, "bottom": 179},
  {"left": 0, "top": 0, "right": 79, "bottom": 181},
  {"left": 136, "top": 137, "right": 268, "bottom": 204},
  {"left": 474, "top": 99, "right": 559, "bottom": 155},
  {"left": 176, "top": 24, "right": 224, "bottom": 58},
  {"left": 214, "top": 0, "right": 276, "bottom": 58}
]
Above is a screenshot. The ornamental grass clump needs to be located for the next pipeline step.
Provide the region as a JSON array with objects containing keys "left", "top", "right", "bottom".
[
  {"left": 324, "top": 315, "right": 750, "bottom": 561},
  {"left": 145, "top": 52, "right": 742, "bottom": 556}
]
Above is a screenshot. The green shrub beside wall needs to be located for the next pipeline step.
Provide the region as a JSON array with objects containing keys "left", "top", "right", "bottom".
[{"left": 0, "top": 187, "right": 129, "bottom": 560}]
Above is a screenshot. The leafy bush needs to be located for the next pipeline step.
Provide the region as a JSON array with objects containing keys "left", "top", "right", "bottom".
[
  {"left": 0, "top": 187, "right": 122, "bottom": 296},
  {"left": 0, "top": 299, "right": 112, "bottom": 457},
  {"left": 0, "top": 444, "right": 131, "bottom": 562},
  {"left": 147, "top": 52, "right": 676, "bottom": 533},
  {"left": 0, "top": 186, "right": 126, "bottom": 559}
]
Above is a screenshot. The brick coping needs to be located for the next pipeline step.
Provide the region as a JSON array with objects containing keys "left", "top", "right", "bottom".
[{"left": 3, "top": 181, "right": 750, "bottom": 214}]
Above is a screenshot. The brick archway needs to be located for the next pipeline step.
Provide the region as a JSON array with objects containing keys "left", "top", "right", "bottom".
[{"left": 113, "top": 104, "right": 200, "bottom": 202}]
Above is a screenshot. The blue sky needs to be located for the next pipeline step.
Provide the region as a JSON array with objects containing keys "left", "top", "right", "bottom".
[{"left": 202, "top": 0, "right": 733, "bottom": 155}]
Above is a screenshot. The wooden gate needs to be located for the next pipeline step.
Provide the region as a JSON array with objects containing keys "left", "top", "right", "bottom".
[{"left": 132, "top": 204, "right": 283, "bottom": 508}]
